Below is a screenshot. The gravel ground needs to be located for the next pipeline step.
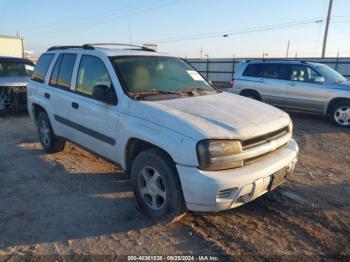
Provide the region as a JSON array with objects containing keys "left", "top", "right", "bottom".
[{"left": 0, "top": 112, "right": 349, "bottom": 260}]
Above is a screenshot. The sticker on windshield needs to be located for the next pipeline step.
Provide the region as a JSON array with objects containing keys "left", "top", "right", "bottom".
[
  {"left": 186, "top": 70, "right": 204, "bottom": 81},
  {"left": 25, "top": 64, "right": 34, "bottom": 71}
]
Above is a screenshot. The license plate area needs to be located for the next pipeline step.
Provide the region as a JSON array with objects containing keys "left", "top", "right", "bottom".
[{"left": 269, "top": 167, "right": 288, "bottom": 190}]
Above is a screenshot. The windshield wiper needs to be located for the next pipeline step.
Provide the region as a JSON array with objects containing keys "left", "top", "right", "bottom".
[
  {"left": 177, "top": 87, "right": 217, "bottom": 93},
  {"left": 335, "top": 80, "right": 347, "bottom": 83},
  {"left": 130, "top": 89, "right": 184, "bottom": 100}
]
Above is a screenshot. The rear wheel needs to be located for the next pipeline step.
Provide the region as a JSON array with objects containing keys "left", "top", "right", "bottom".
[
  {"left": 37, "top": 111, "right": 65, "bottom": 153},
  {"left": 330, "top": 101, "right": 350, "bottom": 128},
  {"left": 240, "top": 90, "right": 261, "bottom": 101},
  {"left": 130, "top": 148, "right": 186, "bottom": 224}
]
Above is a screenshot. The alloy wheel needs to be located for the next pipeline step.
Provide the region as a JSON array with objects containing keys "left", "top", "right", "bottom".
[
  {"left": 138, "top": 166, "right": 167, "bottom": 210},
  {"left": 40, "top": 119, "right": 51, "bottom": 147},
  {"left": 334, "top": 106, "right": 350, "bottom": 126}
]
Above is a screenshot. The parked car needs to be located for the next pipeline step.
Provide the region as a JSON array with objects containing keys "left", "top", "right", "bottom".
[
  {"left": 0, "top": 56, "right": 34, "bottom": 113},
  {"left": 229, "top": 60, "right": 350, "bottom": 127},
  {"left": 27, "top": 44, "right": 299, "bottom": 223}
]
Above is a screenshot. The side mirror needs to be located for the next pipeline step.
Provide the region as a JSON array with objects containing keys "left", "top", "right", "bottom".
[
  {"left": 92, "top": 85, "right": 117, "bottom": 105},
  {"left": 314, "top": 76, "right": 325, "bottom": 85}
]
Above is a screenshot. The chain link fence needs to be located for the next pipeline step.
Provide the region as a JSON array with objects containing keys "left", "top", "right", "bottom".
[{"left": 186, "top": 57, "right": 350, "bottom": 83}]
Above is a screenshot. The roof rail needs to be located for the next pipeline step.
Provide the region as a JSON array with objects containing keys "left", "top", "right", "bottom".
[
  {"left": 84, "top": 43, "right": 156, "bottom": 52},
  {"left": 243, "top": 59, "right": 310, "bottom": 64},
  {"left": 47, "top": 45, "right": 95, "bottom": 51},
  {"left": 47, "top": 43, "right": 156, "bottom": 52}
]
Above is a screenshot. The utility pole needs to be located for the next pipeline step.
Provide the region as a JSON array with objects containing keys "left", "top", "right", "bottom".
[
  {"left": 200, "top": 48, "right": 203, "bottom": 60},
  {"left": 128, "top": 22, "right": 132, "bottom": 45},
  {"left": 286, "top": 40, "right": 290, "bottom": 58},
  {"left": 322, "top": 0, "right": 334, "bottom": 58}
]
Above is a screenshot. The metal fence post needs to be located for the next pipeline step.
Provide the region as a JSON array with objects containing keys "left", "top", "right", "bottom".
[
  {"left": 232, "top": 58, "right": 235, "bottom": 76},
  {"left": 206, "top": 57, "right": 209, "bottom": 79},
  {"left": 335, "top": 52, "right": 339, "bottom": 71}
]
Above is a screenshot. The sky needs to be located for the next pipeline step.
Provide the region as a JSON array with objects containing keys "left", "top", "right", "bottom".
[{"left": 1, "top": 0, "right": 350, "bottom": 58}]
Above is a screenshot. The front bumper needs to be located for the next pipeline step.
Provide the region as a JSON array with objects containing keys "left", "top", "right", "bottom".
[{"left": 176, "top": 139, "right": 299, "bottom": 212}]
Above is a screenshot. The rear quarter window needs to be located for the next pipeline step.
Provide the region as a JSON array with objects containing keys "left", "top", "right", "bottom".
[
  {"left": 242, "top": 64, "right": 259, "bottom": 77},
  {"left": 32, "top": 54, "right": 55, "bottom": 83}
]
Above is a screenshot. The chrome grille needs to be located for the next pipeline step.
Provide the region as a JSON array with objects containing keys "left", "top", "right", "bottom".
[
  {"left": 242, "top": 126, "right": 289, "bottom": 151},
  {"left": 239, "top": 125, "right": 291, "bottom": 165}
]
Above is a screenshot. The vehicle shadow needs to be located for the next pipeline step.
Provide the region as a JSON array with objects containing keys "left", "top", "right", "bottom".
[
  {"left": 288, "top": 111, "right": 349, "bottom": 135},
  {"left": 187, "top": 182, "right": 350, "bottom": 256},
  {"left": 0, "top": 142, "right": 154, "bottom": 249}
]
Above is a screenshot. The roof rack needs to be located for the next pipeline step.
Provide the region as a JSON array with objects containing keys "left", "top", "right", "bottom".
[
  {"left": 47, "top": 43, "right": 156, "bottom": 52},
  {"left": 85, "top": 43, "right": 156, "bottom": 52},
  {"left": 47, "top": 45, "right": 94, "bottom": 51},
  {"left": 244, "top": 59, "right": 309, "bottom": 64}
]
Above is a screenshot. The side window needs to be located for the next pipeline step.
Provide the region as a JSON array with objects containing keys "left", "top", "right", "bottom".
[
  {"left": 76, "top": 55, "right": 112, "bottom": 96},
  {"left": 243, "top": 64, "right": 259, "bottom": 77},
  {"left": 257, "top": 64, "right": 281, "bottom": 79},
  {"left": 244, "top": 63, "right": 291, "bottom": 80},
  {"left": 32, "top": 54, "right": 54, "bottom": 83},
  {"left": 49, "top": 55, "right": 62, "bottom": 86},
  {"left": 290, "top": 65, "right": 320, "bottom": 82},
  {"left": 49, "top": 53, "right": 77, "bottom": 89}
]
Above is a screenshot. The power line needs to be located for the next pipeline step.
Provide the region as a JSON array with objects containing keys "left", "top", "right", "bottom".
[
  {"left": 147, "top": 18, "right": 324, "bottom": 44},
  {"left": 26, "top": 0, "right": 187, "bottom": 36},
  {"left": 22, "top": 0, "right": 156, "bottom": 33}
]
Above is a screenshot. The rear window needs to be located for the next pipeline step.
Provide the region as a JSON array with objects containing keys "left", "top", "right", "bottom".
[
  {"left": 0, "top": 60, "right": 34, "bottom": 77},
  {"left": 32, "top": 54, "right": 54, "bottom": 83},
  {"left": 243, "top": 63, "right": 290, "bottom": 80}
]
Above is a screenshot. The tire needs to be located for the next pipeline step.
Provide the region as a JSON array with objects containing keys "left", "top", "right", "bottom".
[
  {"left": 130, "top": 148, "right": 186, "bottom": 224},
  {"left": 241, "top": 90, "right": 260, "bottom": 101},
  {"left": 37, "top": 111, "right": 65, "bottom": 153},
  {"left": 330, "top": 101, "right": 350, "bottom": 128}
]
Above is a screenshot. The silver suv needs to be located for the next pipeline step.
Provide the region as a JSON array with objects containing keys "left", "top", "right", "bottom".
[{"left": 229, "top": 60, "right": 350, "bottom": 127}]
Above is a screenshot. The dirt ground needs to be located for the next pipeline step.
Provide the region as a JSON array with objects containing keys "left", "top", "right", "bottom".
[{"left": 0, "top": 112, "right": 349, "bottom": 260}]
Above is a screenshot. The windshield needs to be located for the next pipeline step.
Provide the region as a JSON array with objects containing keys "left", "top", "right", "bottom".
[
  {"left": 112, "top": 56, "right": 215, "bottom": 99},
  {"left": 315, "top": 64, "right": 347, "bottom": 83},
  {"left": 0, "top": 60, "right": 34, "bottom": 77}
]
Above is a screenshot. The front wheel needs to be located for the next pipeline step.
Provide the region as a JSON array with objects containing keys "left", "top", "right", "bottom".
[
  {"left": 330, "top": 101, "right": 350, "bottom": 128},
  {"left": 37, "top": 111, "right": 65, "bottom": 153},
  {"left": 130, "top": 148, "right": 186, "bottom": 224}
]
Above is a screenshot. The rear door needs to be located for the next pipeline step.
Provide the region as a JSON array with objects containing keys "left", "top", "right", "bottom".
[
  {"left": 67, "top": 54, "right": 120, "bottom": 162},
  {"left": 47, "top": 53, "right": 77, "bottom": 139},
  {"left": 253, "top": 63, "right": 289, "bottom": 106},
  {"left": 239, "top": 63, "right": 289, "bottom": 106},
  {"left": 284, "top": 64, "right": 328, "bottom": 113}
]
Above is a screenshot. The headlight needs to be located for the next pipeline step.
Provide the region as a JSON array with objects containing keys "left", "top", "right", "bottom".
[
  {"left": 288, "top": 121, "right": 293, "bottom": 134},
  {"left": 196, "top": 140, "right": 243, "bottom": 171}
]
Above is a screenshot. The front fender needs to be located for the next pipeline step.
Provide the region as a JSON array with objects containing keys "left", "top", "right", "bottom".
[{"left": 118, "top": 116, "right": 199, "bottom": 168}]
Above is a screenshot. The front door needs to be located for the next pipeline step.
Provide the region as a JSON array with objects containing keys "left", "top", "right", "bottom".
[
  {"left": 284, "top": 64, "right": 328, "bottom": 113},
  {"left": 68, "top": 54, "right": 120, "bottom": 162}
]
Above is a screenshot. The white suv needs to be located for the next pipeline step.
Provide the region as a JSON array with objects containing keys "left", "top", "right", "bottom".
[{"left": 28, "top": 44, "right": 299, "bottom": 223}]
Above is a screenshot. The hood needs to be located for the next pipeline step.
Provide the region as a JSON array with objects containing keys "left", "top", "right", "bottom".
[
  {"left": 326, "top": 81, "right": 350, "bottom": 93},
  {"left": 0, "top": 76, "right": 30, "bottom": 87},
  {"left": 129, "top": 92, "right": 291, "bottom": 140}
]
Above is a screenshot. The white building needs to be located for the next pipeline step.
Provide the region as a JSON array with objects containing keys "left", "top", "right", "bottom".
[{"left": 0, "top": 35, "right": 25, "bottom": 58}]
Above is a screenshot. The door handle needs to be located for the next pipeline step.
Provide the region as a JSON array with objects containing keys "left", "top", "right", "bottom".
[
  {"left": 44, "top": 93, "right": 50, "bottom": 99},
  {"left": 71, "top": 102, "right": 79, "bottom": 109}
]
